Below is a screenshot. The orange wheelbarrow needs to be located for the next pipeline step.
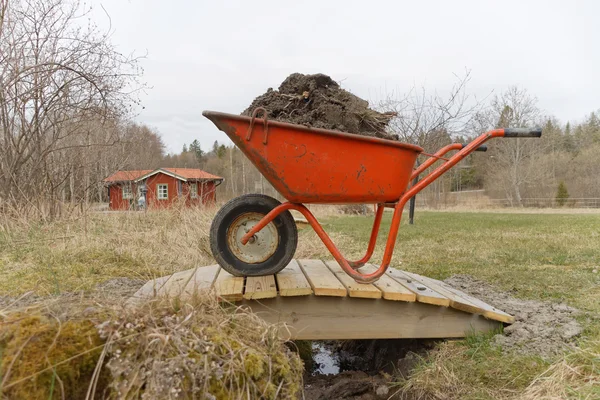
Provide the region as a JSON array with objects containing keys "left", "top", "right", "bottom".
[{"left": 203, "top": 108, "right": 542, "bottom": 283}]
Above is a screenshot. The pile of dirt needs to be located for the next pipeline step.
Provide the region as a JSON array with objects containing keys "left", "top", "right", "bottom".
[
  {"left": 243, "top": 73, "right": 399, "bottom": 140},
  {"left": 444, "top": 274, "right": 583, "bottom": 357}
]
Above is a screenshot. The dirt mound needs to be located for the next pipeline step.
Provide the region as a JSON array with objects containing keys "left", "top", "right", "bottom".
[
  {"left": 243, "top": 73, "right": 398, "bottom": 140},
  {"left": 444, "top": 275, "right": 583, "bottom": 358}
]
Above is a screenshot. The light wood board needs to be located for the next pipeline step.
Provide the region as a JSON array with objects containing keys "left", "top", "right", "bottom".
[
  {"left": 325, "top": 261, "right": 382, "bottom": 299},
  {"left": 244, "top": 296, "right": 502, "bottom": 340},
  {"left": 275, "top": 259, "right": 313, "bottom": 296},
  {"left": 182, "top": 264, "right": 221, "bottom": 298},
  {"left": 298, "top": 259, "right": 347, "bottom": 297},
  {"left": 386, "top": 268, "right": 450, "bottom": 307},
  {"left": 214, "top": 268, "right": 244, "bottom": 301},
  {"left": 244, "top": 275, "right": 278, "bottom": 300},
  {"left": 358, "top": 264, "right": 416, "bottom": 302}
]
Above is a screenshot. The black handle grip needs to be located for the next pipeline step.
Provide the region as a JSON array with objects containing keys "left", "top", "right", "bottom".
[
  {"left": 460, "top": 144, "right": 487, "bottom": 152},
  {"left": 504, "top": 128, "right": 542, "bottom": 138}
]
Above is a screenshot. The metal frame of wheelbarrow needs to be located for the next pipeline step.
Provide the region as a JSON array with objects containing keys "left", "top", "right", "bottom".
[{"left": 239, "top": 126, "right": 542, "bottom": 283}]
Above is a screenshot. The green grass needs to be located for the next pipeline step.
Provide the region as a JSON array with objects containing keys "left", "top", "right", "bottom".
[
  {"left": 320, "top": 211, "right": 600, "bottom": 399},
  {"left": 323, "top": 211, "right": 600, "bottom": 310}
]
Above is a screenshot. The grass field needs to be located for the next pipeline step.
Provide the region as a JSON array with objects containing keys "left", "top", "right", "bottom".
[{"left": 1, "top": 209, "right": 599, "bottom": 398}]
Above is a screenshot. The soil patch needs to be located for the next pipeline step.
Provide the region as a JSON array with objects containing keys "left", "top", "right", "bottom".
[
  {"left": 243, "top": 73, "right": 398, "bottom": 140},
  {"left": 304, "top": 339, "right": 436, "bottom": 399},
  {"left": 94, "top": 277, "right": 145, "bottom": 297},
  {"left": 444, "top": 274, "right": 583, "bottom": 357}
]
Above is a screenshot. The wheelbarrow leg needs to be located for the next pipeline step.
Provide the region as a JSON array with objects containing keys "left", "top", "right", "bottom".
[
  {"left": 346, "top": 204, "right": 384, "bottom": 269},
  {"left": 242, "top": 201, "right": 407, "bottom": 283}
]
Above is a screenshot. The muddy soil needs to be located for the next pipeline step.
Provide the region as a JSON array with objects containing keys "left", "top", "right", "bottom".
[
  {"left": 243, "top": 73, "right": 398, "bottom": 140},
  {"left": 304, "top": 371, "right": 393, "bottom": 400},
  {"left": 444, "top": 274, "right": 583, "bottom": 357},
  {"left": 304, "top": 340, "right": 435, "bottom": 400}
]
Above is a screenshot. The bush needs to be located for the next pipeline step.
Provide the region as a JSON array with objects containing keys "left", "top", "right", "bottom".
[{"left": 555, "top": 181, "right": 569, "bottom": 207}]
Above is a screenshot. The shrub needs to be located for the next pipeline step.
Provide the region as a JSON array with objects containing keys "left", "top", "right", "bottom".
[{"left": 555, "top": 181, "right": 569, "bottom": 207}]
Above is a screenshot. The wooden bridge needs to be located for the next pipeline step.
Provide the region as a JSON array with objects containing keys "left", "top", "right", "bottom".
[{"left": 131, "top": 259, "right": 513, "bottom": 340}]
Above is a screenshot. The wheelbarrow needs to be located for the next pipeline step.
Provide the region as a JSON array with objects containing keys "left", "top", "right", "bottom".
[{"left": 203, "top": 108, "right": 542, "bottom": 283}]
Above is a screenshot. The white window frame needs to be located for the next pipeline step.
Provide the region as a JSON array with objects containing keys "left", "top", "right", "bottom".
[
  {"left": 157, "top": 184, "right": 168, "bottom": 200},
  {"left": 122, "top": 184, "right": 133, "bottom": 200},
  {"left": 190, "top": 182, "right": 198, "bottom": 199}
]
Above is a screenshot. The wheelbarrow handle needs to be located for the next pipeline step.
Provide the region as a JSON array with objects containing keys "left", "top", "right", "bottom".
[
  {"left": 465, "top": 144, "right": 488, "bottom": 152},
  {"left": 503, "top": 127, "right": 542, "bottom": 138}
]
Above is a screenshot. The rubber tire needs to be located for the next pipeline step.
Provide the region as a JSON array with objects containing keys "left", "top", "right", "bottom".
[{"left": 210, "top": 194, "right": 298, "bottom": 276}]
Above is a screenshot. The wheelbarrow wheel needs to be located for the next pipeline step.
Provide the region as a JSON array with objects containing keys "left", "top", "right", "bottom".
[{"left": 210, "top": 194, "right": 298, "bottom": 277}]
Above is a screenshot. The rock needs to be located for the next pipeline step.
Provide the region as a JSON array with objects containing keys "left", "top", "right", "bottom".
[{"left": 375, "top": 385, "right": 390, "bottom": 398}]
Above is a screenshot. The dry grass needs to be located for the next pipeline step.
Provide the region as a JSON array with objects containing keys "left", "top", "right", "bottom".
[
  {"left": 2, "top": 207, "right": 599, "bottom": 399},
  {"left": 0, "top": 204, "right": 355, "bottom": 298},
  {"left": 0, "top": 294, "right": 303, "bottom": 399}
]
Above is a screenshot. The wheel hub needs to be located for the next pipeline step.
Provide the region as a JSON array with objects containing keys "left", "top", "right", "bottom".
[{"left": 227, "top": 212, "right": 279, "bottom": 264}]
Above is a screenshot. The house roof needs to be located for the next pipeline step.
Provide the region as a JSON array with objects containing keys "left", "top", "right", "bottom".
[
  {"left": 103, "top": 170, "right": 153, "bottom": 183},
  {"left": 104, "top": 168, "right": 223, "bottom": 184},
  {"left": 162, "top": 168, "right": 223, "bottom": 181}
]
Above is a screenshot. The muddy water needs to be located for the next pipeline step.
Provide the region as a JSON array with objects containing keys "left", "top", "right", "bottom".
[{"left": 312, "top": 342, "right": 340, "bottom": 375}]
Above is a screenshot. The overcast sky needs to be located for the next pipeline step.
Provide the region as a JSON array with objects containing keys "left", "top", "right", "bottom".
[{"left": 92, "top": 0, "right": 599, "bottom": 154}]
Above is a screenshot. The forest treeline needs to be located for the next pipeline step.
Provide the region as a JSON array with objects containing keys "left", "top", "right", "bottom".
[{"left": 1, "top": 0, "right": 599, "bottom": 220}]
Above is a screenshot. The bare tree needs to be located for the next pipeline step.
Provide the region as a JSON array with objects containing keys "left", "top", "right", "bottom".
[
  {"left": 379, "top": 70, "right": 483, "bottom": 150},
  {"left": 0, "top": 0, "right": 144, "bottom": 218},
  {"left": 471, "top": 87, "right": 545, "bottom": 205}
]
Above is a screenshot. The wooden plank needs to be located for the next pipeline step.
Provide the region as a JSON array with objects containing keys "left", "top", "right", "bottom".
[
  {"left": 214, "top": 268, "right": 244, "bottom": 301},
  {"left": 243, "top": 296, "right": 502, "bottom": 340},
  {"left": 181, "top": 264, "right": 221, "bottom": 298},
  {"left": 325, "top": 261, "right": 382, "bottom": 299},
  {"left": 275, "top": 259, "right": 313, "bottom": 297},
  {"left": 402, "top": 271, "right": 485, "bottom": 316},
  {"left": 157, "top": 267, "right": 198, "bottom": 297},
  {"left": 358, "top": 264, "right": 416, "bottom": 302},
  {"left": 297, "top": 259, "right": 347, "bottom": 297},
  {"left": 244, "top": 275, "right": 278, "bottom": 300},
  {"left": 407, "top": 274, "right": 514, "bottom": 324},
  {"left": 130, "top": 274, "right": 172, "bottom": 300},
  {"left": 386, "top": 269, "right": 450, "bottom": 307}
]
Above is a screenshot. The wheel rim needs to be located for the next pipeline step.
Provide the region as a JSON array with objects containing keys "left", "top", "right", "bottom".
[{"left": 227, "top": 212, "right": 279, "bottom": 264}]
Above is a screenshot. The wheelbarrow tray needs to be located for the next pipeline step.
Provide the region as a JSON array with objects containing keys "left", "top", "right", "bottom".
[{"left": 203, "top": 111, "right": 423, "bottom": 204}]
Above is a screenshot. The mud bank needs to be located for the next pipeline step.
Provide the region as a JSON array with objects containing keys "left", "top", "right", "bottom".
[{"left": 444, "top": 274, "right": 583, "bottom": 357}]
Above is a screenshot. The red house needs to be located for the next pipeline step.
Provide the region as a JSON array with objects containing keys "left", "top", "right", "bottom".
[{"left": 103, "top": 168, "right": 223, "bottom": 210}]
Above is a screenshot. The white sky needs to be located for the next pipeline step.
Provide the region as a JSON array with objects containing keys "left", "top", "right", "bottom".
[{"left": 92, "top": 0, "right": 600, "bottom": 154}]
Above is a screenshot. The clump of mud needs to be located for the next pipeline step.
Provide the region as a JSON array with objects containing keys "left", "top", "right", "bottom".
[
  {"left": 444, "top": 274, "right": 583, "bottom": 357},
  {"left": 243, "top": 73, "right": 398, "bottom": 140}
]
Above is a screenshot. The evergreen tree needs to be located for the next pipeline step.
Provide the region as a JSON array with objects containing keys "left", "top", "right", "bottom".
[
  {"left": 182, "top": 143, "right": 188, "bottom": 153},
  {"left": 555, "top": 181, "right": 569, "bottom": 207},
  {"left": 189, "top": 139, "right": 204, "bottom": 163},
  {"left": 217, "top": 144, "right": 227, "bottom": 159}
]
